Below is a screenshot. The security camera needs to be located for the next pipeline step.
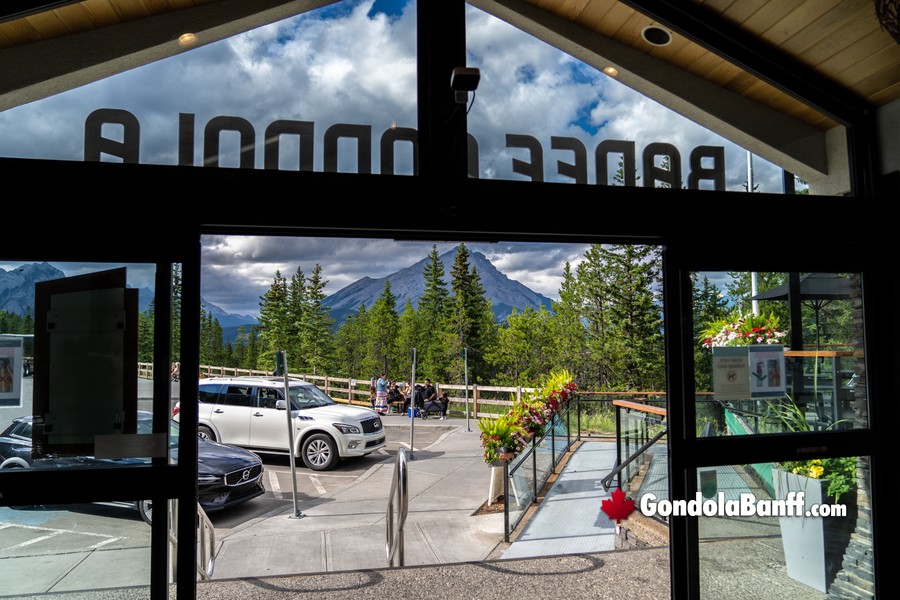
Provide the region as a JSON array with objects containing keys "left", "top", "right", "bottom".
[{"left": 450, "top": 67, "right": 480, "bottom": 92}]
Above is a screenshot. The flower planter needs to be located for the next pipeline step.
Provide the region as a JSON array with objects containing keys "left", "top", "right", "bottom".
[{"left": 773, "top": 468, "right": 857, "bottom": 593}]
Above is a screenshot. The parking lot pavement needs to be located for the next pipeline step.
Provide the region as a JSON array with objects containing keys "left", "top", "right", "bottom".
[{"left": 210, "top": 420, "right": 502, "bottom": 579}]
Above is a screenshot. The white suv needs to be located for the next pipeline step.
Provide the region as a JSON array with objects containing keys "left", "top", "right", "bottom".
[{"left": 173, "top": 376, "right": 385, "bottom": 471}]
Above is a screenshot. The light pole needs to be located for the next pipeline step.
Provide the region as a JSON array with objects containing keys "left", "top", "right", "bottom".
[
  {"left": 464, "top": 347, "right": 471, "bottom": 432},
  {"left": 408, "top": 347, "right": 416, "bottom": 460},
  {"left": 276, "top": 350, "right": 304, "bottom": 519}
]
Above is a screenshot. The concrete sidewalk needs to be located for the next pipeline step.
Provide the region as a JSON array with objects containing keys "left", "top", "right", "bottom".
[{"left": 210, "top": 419, "right": 505, "bottom": 578}]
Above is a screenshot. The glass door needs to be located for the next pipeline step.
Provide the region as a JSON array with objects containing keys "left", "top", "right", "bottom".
[{"left": 664, "top": 259, "right": 878, "bottom": 599}]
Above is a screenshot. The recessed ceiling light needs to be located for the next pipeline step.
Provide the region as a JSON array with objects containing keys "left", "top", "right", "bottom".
[
  {"left": 641, "top": 25, "right": 672, "bottom": 47},
  {"left": 178, "top": 33, "right": 198, "bottom": 48},
  {"left": 602, "top": 66, "right": 619, "bottom": 77}
]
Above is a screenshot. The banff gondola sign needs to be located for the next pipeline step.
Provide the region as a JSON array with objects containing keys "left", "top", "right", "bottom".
[{"left": 84, "top": 108, "right": 726, "bottom": 189}]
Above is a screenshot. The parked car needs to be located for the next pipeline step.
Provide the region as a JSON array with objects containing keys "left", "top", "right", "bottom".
[
  {"left": 172, "top": 376, "right": 386, "bottom": 471},
  {"left": 0, "top": 411, "right": 265, "bottom": 523}
]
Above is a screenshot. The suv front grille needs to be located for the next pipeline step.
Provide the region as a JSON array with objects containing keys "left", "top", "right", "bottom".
[
  {"left": 225, "top": 464, "right": 263, "bottom": 486},
  {"left": 361, "top": 417, "right": 383, "bottom": 434}
]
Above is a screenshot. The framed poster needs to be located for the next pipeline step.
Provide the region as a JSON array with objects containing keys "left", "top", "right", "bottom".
[{"left": 0, "top": 336, "right": 23, "bottom": 406}]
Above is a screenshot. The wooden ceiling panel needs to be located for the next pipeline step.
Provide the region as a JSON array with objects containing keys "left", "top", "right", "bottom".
[
  {"left": 759, "top": 0, "right": 844, "bottom": 47},
  {"left": 592, "top": 2, "right": 636, "bottom": 38},
  {"left": 1, "top": 0, "right": 896, "bottom": 138},
  {"left": 817, "top": 29, "right": 899, "bottom": 75},
  {"left": 719, "top": 0, "right": 769, "bottom": 26},
  {"left": 616, "top": 11, "right": 651, "bottom": 46},
  {"left": 81, "top": 0, "right": 128, "bottom": 28},
  {"left": 0, "top": 17, "right": 41, "bottom": 47},
  {"left": 795, "top": 4, "right": 881, "bottom": 67},
  {"left": 54, "top": 5, "right": 100, "bottom": 33},
  {"left": 777, "top": 1, "right": 870, "bottom": 57},
  {"left": 572, "top": 0, "right": 618, "bottom": 30},
  {"left": 114, "top": 2, "right": 150, "bottom": 20},
  {"left": 669, "top": 38, "right": 710, "bottom": 71},
  {"left": 740, "top": 0, "right": 806, "bottom": 35}
]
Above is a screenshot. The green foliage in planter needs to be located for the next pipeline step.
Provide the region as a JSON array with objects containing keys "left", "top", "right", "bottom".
[{"left": 779, "top": 456, "right": 858, "bottom": 503}]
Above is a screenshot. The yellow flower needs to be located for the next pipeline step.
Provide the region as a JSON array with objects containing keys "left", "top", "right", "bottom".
[{"left": 808, "top": 464, "right": 824, "bottom": 479}]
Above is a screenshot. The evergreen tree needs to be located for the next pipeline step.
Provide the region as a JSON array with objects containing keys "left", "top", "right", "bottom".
[
  {"left": 171, "top": 264, "right": 182, "bottom": 362},
  {"left": 416, "top": 245, "right": 450, "bottom": 379},
  {"left": 137, "top": 301, "right": 155, "bottom": 363},
  {"left": 604, "top": 245, "right": 665, "bottom": 390},
  {"left": 334, "top": 305, "right": 367, "bottom": 378},
  {"left": 244, "top": 325, "right": 260, "bottom": 371},
  {"left": 302, "top": 264, "right": 334, "bottom": 375},
  {"left": 551, "top": 262, "right": 588, "bottom": 381},
  {"left": 692, "top": 273, "right": 730, "bottom": 391},
  {"left": 366, "top": 280, "right": 400, "bottom": 377},
  {"left": 395, "top": 299, "right": 419, "bottom": 383},
  {"left": 287, "top": 267, "right": 307, "bottom": 370},
  {"left": 575, "top": 244, "right": 615, "bottom": 389},
  {"left": 257, "top": 270, "right": 290, "bottom": 367},
  {"left": 199, "top": 308, "right": 224, "bottom": 366},
  {"left": 486, "top": 306, "right": 554, "bottom": 386},
  {"left": 232, "top": 325, "right": 249, "bottom": 367},
  {"left": 446, "top": 244, "right": 496, "bottom": 383},
  {"left": 726, "top": 272, "right": 789, "bottom": 330}
]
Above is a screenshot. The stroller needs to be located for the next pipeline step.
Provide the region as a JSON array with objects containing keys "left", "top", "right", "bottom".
[
  {"left": 407, "top": 384, "right": 431, "bottom": 419},
  {"left": 421, "top": 389, "right": 444, "bottom": 419}
]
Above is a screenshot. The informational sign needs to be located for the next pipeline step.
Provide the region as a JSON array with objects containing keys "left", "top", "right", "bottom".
[
  {"left": 712, "top": 347, "right": 750, "bottom": 401},
  {"left": 0, "top": 336, "right": 23, "bottom": 407},
  {"left": 749, "top": 345, "right": 786, "bottom": 398},
  {"left": 712, "top": 345, "right": 786, "bottom": 401}
]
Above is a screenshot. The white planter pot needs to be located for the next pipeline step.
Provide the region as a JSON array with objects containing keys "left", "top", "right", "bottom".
[{"left": 772, "top": 468, "right": 857, "bottom": 593}]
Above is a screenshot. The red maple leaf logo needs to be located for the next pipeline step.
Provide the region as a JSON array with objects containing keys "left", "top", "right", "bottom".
[{"left": 601, "top": 487, "right": 636, "bottom": 523}]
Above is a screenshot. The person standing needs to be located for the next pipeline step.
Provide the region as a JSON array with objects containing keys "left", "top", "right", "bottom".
[{"left": 374, "top": 372, "right": 389, "bottom": 414}]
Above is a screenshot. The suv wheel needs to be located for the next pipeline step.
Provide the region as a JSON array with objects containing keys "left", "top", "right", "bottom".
[
  {"left": 198, "top": 425, "right": 216, "bottom": 442},
  {"left": 301, "top": 433, "right": 338, "bottom": 471},
  {"left": 138, "top": 500, "right": 153, "bottom": 525}
]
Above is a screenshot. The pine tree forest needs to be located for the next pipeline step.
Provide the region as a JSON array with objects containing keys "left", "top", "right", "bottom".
[{"left": 139, "top": 243, "right": 669, "bottom": 393}]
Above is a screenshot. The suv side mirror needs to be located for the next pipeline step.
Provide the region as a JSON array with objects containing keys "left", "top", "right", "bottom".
[{"left": 275, "top": 399, "right": 287, "bottom": 410}]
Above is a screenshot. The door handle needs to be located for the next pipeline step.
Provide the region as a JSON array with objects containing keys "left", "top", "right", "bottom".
[
  {"left": 253, "top": 412, "right": 264, "bottom": 417},
  {"left": 213, "top": 409, "right": 224, "bottom": 413}
]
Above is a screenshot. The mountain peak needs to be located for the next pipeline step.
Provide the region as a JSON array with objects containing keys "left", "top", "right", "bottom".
[{"left": 325, "top": 247, "right": 552, "bottom": 325}]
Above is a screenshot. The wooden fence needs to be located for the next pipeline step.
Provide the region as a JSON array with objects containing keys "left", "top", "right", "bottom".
[{"left": 139, "top": 363, "right": 668, "bottom": 419}]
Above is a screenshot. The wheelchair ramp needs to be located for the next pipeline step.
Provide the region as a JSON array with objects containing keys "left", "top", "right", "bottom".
[{"left": 501, "top": 441, "right": 617, "bottom": 559}]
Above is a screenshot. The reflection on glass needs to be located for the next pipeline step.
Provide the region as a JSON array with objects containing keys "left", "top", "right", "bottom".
[
  {"left": 0, "top": 502, "right": 151, "bottom": 595},
  {"left": 0, "top": 1, "right": 418, "bottom": 177},
  {"left": 697, "top": 456, "right": 872, "bottom": 598},
  {"left": 692, "top": 272, "right": 866, "bottom": 436},
  {"left": 0, "top": 261, "right": 158, "bottom": 471},
  {"left": 463, "top": 4, "right": 841, "bottom": 193}
]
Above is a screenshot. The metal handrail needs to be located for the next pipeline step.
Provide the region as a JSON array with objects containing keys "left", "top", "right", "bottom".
[
  {"left": 197, "top": 503, "right": 216, "bottom": 580},
  {"left": 386, "top": 447, "right": 408, "bottom": 567},
  {"left": 600, "top": 427, "right": 667, "bottom": 491},
  {"left": 603, "top": 399, "right": 667, "bottom": 493}
]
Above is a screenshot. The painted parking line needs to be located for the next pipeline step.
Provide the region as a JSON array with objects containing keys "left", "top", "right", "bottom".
[{"left": 1, "top": 521, "right": 125, "bottom": 552}]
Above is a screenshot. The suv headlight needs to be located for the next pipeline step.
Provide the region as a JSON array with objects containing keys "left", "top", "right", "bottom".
[{"left": 332, "top": 423, "right": 361, "bottom": 434}]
